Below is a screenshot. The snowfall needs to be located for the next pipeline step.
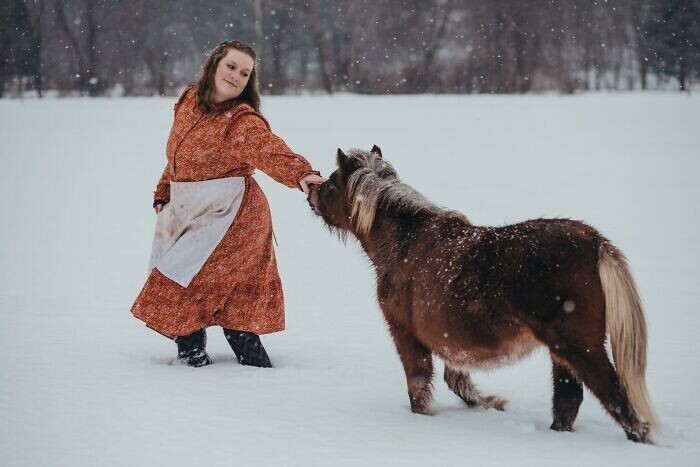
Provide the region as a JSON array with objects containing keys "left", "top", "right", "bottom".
[{"left": 1, "top": 92, "right": 699, "bottom": 466}]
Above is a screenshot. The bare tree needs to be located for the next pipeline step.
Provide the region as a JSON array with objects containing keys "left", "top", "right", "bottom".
[
  {"left": 54, "top": 0, "right": 102, "bottom": 95},
  {"left": 1, "top": 0, "right": 39, "bottom": 97}
]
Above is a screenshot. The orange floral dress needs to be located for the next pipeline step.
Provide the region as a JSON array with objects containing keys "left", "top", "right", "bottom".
[{"left": 131, "top": 86, "right": 318, "bottom": 338}]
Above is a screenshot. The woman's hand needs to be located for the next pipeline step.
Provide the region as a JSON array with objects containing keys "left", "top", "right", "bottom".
[
  {"left": 299, "top": 173, "right": 326, "bottom": 194},
  {"left": 153, "top": 200, "right": 169, "bottom": 213}
]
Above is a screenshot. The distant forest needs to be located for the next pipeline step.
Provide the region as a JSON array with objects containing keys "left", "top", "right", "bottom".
[{"left": 2, "top": 0, "right": 699, "bottom": 97}]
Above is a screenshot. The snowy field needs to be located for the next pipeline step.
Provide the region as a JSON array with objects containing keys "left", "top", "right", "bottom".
[{"left": 1, "top": 92, "right": 699, "bottom": 466}]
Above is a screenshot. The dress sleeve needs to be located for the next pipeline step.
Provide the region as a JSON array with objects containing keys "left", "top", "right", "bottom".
[
  {"left": 153, "top": 162, "right": 171, "bottom": 202},
  {"left": 225, "top": 112, "right": 319, "bottom": 190}
]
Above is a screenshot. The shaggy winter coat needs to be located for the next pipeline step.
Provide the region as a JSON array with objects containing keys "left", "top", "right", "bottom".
[{"left": 131, "top": 86, "right": 318, "bottom": 338}]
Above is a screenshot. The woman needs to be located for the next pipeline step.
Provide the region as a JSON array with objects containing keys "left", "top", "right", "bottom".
[{"left": 131, "top": 41, "right": 325, "bottom": 368}]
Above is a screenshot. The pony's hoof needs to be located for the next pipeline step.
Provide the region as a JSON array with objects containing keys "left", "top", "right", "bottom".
[
  {"left": 550, "top": 420, "right": 574, "bottom": 432},
  {"left": 483, "top": 395, "right": 508, "bottom": 411},
  {"left": 411, "top": 406, "right": 435, "bottom": 416},
  {"left": 410, "top": 399, "right": 434, "bottom": 416},
  {"left": 626, "top": 422, "right": 653, "bottom": 444}
]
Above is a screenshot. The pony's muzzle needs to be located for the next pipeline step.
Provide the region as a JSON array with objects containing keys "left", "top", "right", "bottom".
[{"left": 307, "top": 188, "right": 320, "bottom": 214}]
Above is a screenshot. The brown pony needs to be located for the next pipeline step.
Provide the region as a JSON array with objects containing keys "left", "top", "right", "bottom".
[{"left": 308, "top": 146, "right": 659, "bottom": 443}]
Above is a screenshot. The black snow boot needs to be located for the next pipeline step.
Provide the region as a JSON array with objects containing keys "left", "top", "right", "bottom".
[
  {"left": 175, "top": 329, "right": 212, "bottom": 367},
  {"left": 223, "top": 328, "right": 273, "bottom": 368}
]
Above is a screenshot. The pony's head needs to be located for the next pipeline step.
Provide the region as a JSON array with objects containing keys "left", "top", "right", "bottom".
[
  {"left": 308, "top": 145, "right": 434, "bottom": 239},
  {"left": 308, "top": 145, "right": 392, "bottom": 238}
]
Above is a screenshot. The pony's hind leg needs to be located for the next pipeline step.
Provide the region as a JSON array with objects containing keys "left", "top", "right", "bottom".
[
  {"left": 386, "top": 319, "right": 435, "bottom": 415},
  {"left": 444, "top": 365, "right": 507, "bottom": 411},
  {"left": 553, "top": 347, "right": 650, "bottom": 443},
  {"left": 550, "top": 358, "right": 583, "bottom": 431}
]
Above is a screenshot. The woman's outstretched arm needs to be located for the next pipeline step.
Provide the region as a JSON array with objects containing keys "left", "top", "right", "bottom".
[{"left": 225, "top": 112, "right": 323, "bottom": 191}]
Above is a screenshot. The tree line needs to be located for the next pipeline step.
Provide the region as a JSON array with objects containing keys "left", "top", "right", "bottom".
[{"left": 1, "top": 0, "right": 699, "bottom": 98}]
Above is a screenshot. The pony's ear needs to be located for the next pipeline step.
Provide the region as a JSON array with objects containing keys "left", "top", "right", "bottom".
[
  {"left": 337, "top": 148, "right": 350, "bottom": 169},
  {"left": 370, "top": 145, "right": 383, "bottom": 158}
]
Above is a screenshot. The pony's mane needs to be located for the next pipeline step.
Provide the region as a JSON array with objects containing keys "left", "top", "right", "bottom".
[{"left": 345, "top": 150, "right": 438, "bottom": 236}]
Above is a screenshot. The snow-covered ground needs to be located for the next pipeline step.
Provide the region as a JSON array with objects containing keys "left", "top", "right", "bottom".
[{"left": 1, "top": 93, "right": 698, "bottom": 466}]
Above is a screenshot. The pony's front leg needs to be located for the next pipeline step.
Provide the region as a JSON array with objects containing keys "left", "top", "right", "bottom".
[{"left": 387, "top": 319, "right": 434, "bottom": 415}]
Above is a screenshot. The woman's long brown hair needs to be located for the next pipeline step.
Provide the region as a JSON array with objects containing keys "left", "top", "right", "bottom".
[{"left": 195, "top": 41, "right": 261, "bottom": 113}]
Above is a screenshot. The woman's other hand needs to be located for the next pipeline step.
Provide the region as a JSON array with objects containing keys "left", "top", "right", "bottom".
[
  {"left": 299, "top": 173, "right": 326, "bottom": 194},
  {"left": 153, "top": 200, "right": 169, "bottom": 213}
]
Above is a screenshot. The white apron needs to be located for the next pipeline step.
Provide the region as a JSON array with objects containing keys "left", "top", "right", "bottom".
[{"left": 148, "top": 177, "right": 246, "bottom": 288}]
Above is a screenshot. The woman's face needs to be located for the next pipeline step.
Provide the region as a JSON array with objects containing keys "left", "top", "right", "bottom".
[{"left": 212, "top": 48, "right": 255, "bottom": 103}]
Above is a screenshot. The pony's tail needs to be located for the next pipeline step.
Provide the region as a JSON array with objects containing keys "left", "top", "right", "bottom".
[{"left": 598, "top": 242, "right": 660, "bottom": 433}]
